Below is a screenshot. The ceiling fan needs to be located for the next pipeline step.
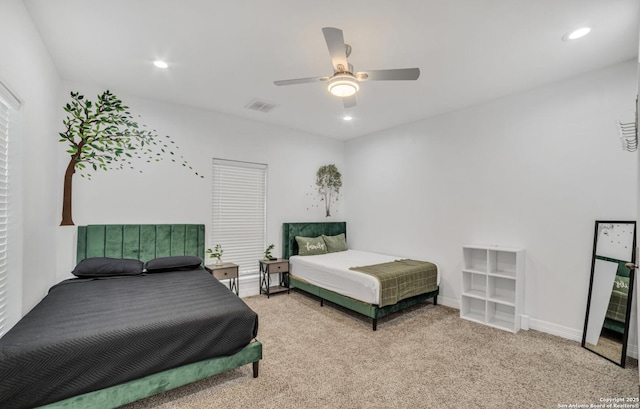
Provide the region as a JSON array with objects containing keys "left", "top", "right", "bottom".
[{"left": 274, "top": 27, "right": 420, "bottom": 108}]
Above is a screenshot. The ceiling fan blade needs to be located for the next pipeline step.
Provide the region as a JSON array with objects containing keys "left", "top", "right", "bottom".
[
  {"left": 356, "top": 68, "right": 420, "bottom": 81},
  {"left": 322, "top": 27, "right": 349, "bottom": 72},
  {"left": 274, "top": 76, "right": 329, "bottom": 86},
  {"left": 342, "top": 95, "right": 356, "bottom": 108}
]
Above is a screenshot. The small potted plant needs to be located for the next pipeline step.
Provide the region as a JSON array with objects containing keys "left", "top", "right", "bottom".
[
  {"left": 264, "top": 243, "right": 276, "bottom": 260},
  {"left": 206, "top": 244, "right": 224, "bottom": 265}
]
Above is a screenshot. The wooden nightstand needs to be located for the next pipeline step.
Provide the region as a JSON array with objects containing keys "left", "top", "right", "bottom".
[
  {"left": 205, "top": 262, "right": 239, "bottom": 295},
  {"left": 259, "top": 259, "right": 289, "bottom": 298}
]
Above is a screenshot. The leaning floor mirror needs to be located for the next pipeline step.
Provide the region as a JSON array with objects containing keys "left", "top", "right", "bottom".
[{"left": 582, "top": 220, "right": 636, "bottom": 367}]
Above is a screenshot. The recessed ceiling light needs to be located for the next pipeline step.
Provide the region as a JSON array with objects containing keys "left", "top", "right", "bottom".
[
  {"left": 343, "top": 116, "right": 353, "bottom": 121},
  {"left": 153, "top": 60, "right": 168, "bottom": 69},
  {"left": 564, "top": 27, "right": 591, "bottom": 41}
]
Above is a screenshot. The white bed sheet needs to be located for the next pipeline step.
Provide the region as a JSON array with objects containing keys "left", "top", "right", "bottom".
[{"left": 289, "top": 249, "right": 439, "bottom": 305}]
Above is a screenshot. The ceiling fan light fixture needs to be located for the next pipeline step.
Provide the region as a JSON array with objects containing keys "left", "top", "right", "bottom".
[{"left": 328, "top": 75, "right": 359, "bottom": 97}]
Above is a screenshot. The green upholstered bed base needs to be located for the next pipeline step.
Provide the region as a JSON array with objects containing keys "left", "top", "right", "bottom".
[
  {"left": 290, "top": 276, "right": 438, "bottom": 329},
  {"left": 282, "top": 222, "right": 438, "bottom": 330},
  {"left": 37, "top": 341, "right": 262, "bottom": 409},
  {"left": 40, "top": 224, "right": 262, "bottom": 409},
  {"left": 604, "top": 318, "right": 625, "bottom": 335}
]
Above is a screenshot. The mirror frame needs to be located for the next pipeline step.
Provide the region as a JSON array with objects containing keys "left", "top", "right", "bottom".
[{"left": 581, "top": 220, "right": 636, "bottom": 367}]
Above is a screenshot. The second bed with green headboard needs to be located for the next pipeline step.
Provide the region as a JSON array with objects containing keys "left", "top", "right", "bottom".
[{"left": 283, "top": 222, "right": 439, "bottom": 330}]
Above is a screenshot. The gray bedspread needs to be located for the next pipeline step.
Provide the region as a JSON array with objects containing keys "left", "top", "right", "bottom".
[{"left": 0, "top": 267, "right": 258, "bottom": 409}]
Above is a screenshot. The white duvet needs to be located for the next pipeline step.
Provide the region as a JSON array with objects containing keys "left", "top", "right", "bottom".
[{"left": 289, "top": 249, "right": 439, "bottom": 305}]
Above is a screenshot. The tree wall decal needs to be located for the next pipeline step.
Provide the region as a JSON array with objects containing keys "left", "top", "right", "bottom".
[
  {"left": 58, "top": 90, "right": 203, "bottom": 226},
  {"left": 316, "top": 164, "right": 342, "bottom": 217}
]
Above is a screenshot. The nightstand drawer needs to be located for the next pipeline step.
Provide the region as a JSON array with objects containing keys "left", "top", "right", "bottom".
[
  {"left": 211, "top": 267, "right": 238, "bottom": 280},
  {"left": 269, "top": 261, "right": 289, "bottom": 273},
  {"left": 205, "top": 263, "right": 239, "bottom": 296}
]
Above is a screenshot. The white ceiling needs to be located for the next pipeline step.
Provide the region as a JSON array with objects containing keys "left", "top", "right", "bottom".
[{"left": 24, "top": 0, "right": 640, "bottom": 140}]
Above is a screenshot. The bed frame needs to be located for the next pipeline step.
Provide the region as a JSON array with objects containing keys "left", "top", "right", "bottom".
[
  {"left": 282, "top": 222, "right": 438, "bottom": 331},
  {"left": 38, "top": 224, "right": 262, "bottom": 409}
]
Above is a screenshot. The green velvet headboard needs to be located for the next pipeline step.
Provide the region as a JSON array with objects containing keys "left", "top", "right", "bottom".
[
  {"left": 77, "top": 224, "right": 206, "bottom": 264},
  {"left": 282, "top": 222, "right": 346, "bottom": 259}
]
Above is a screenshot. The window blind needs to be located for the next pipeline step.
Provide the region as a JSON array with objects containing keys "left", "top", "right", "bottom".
[
  {"left": 0, "top": 98, "right": 11, "bottom": 336},
  {"left": 211, "top": 159, "right": 267, "bottom": 276}
]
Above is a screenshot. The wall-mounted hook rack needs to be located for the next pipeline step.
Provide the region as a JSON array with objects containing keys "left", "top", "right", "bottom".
[{"left": 617, "top": 120, "right": 637, "bottom": 152}]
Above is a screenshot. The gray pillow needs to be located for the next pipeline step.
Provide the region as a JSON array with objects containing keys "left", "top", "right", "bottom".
[
  {"left": 295, "top": 236, "right": 328, "bottom": 256},
  {"left": 145, "top": 255, "right": 202, "bottom": 273},
  {"left": 72, "top": 257, "right": 143, "bottom": 278}
]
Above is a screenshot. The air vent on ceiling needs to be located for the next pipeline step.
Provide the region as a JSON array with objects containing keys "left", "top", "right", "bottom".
[{"left": 245, "top": 98, "right": 278, "bottom": 113}]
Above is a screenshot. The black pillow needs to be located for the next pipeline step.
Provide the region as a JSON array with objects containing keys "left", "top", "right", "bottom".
[
  {"left": 145, "top": 255, "right": 202, "bottom": 273},
  {"left": 72, "top": 257, "right": 144, "bottom": 278}
]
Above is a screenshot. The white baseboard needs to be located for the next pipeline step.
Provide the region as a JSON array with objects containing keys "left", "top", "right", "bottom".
[
  {"left": 528, "top": 317, "right": 582, "bottom": 341},
  {"left": 237, "top": 274, "right": 261, "bottom": 298},
  {"left": 437, "top": 295, "right": 459, "bottom": 309},
  {"left": 530, "top": 317, "right": 638, "bottom": 359}
]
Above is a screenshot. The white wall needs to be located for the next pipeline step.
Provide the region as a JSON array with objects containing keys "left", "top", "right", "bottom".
[
  {"left": 345, "top": 60, "right": 638, "bottom": 341},
  {"left": 55, "top": 82, "right": 346, "bottom": 285},
  {"left": 0, "top": 0, "right": 61, "bottom": 321}
]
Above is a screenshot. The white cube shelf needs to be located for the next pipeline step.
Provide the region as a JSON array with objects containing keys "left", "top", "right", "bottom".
[
  {"left": 463, "top": 247, "right": 488, "bottom": 273},
  {"left": 492, "top": 251, "right": 517, "bottom": 277},
  {"left": 461, "top": 296, "right": 486, "bottom": 324},
  {"left": 462, "top": 271, "right": 487, "bottom": 298},
  {"left": 487, "top": 302, "right": 516, "bottom": 332},
  {"left": 460, "top": 245, "right": 525, "bottom": 333},
  {"left": 487, "top": 276, "right": 516, "bottom": 305}
]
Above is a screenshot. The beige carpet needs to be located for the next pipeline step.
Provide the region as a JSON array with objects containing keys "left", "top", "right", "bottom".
[{"left": 122, "top": 291, "right": 639, "bottom": 409}]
